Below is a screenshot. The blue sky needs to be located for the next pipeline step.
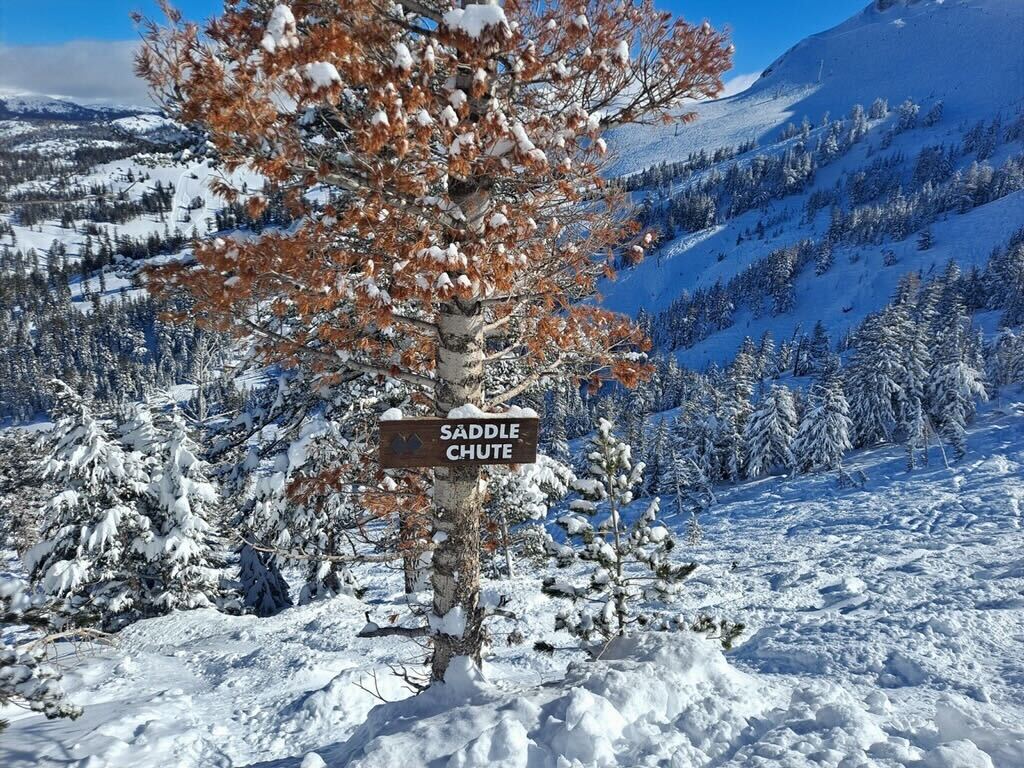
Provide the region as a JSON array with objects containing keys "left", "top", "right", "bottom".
[{"left": 0, "top": 0, "right": 868, "bottom": 103}]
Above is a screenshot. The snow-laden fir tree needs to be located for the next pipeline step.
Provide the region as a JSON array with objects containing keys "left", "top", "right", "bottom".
[
  {"left": 484, "top": 455, "right": 574, "bottom": 578},
  {"left": 237, "top": 542, "right": 292, "bottom": 618},
  {"left": 745, "top": 384, "right": 797, "bottom": 477},
  {"left": 679, "top": 413, "right": 720, "bottom": 484},
  {"left": 543, "top": 419, "right": 695, "bottom": 643},
  {"left": 1, "top": 576, "right": 82, "bottom": 730},
  {"left": 717, "top": 348, "right": 755, "bottom": 481},
  {"left": 669, "top": 450, "right": 714, "bottom": 545},
  {"left": 137, "top": 412, "right": 221, "bottom": 613},
  {"left": 846, "top": 312, "right": 906, "bottom": 447},
  {"left": 281, "top": 422, "right": 365, "bottom": 603},
  {"left": 793, "top": 360, "right": 853, "bottom": 473},
  {"left": 243, "top": 411, "right": 371, "bottom": 602},
  {"left": 644, "top": 417, "right": 672, "bottom": 497},
  {"left": 988, "top": 328, "right": 1024, "bottom": 392},
  {"left": 545, "top": 387, "right": 572, "bottom": 465},
  {"left": 118, "top": 401, "right": 161, "bottom": 455},
  {"left": 25, "top": 382, "right": 149, "bottom": 629},
  {"left": 893, "top": 304, "right": 933, "bottom": 470},
  {"left": 927, "top": 323, "right": 988, "bottom": 459}
]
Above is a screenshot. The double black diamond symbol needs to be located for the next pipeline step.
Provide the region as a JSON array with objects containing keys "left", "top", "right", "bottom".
[{"left": 390, "top": 433, "right": 423, "bottom": 456}]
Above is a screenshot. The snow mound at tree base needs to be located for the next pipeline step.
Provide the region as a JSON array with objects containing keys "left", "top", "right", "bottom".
[{"left": 300, "top": 631, "right": 1022, "bottom": 768}]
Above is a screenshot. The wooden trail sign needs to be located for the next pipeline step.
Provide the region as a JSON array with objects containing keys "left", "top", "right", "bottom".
[{"left": 379, "top": 417, "right": 539, "bottom": 468}]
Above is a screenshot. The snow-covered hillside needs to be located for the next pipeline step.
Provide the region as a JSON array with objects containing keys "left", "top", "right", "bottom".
[
  {"left": 604, "top": 0, "right": 1024, "bottom": 368},
  {"left": 4, "top": 392, "right": 1023, "bottom": 767}
]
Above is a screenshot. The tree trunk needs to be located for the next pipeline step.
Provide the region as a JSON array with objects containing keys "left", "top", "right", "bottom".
[
  {"left": 399, "top": 510, "right": 421, "bottom": 594},
  {"left": 430, "top": 301, "right": 486, "bottom": 681},
  {"left": 499, "top": 510, "right": 515, "bottom": 579},
  {"left": 428, "top": 0, "right": 495, "bottom": 681}
]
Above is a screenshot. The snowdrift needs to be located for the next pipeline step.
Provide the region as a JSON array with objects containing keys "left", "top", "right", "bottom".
[{"left": 300, "top": 632, "right": 1023, "bottom": 768}]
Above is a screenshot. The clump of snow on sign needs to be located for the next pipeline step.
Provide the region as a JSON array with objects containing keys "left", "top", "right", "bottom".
[
  {"left": 379, "top": 407, "right": 403, "bottom": 421},
  {"left": 262, "top": 5, "right": 299, "bottom": 53},
  {"left": 442, "top": 3, "right": 508, "bottom": 38},
  {"left": 447, "top": 404, "right": 538, "bottom": 419}
]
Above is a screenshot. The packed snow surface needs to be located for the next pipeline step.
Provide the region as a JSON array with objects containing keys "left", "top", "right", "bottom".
[{"left": 4, "top": 396, "right": 1024, "bottom": 767}]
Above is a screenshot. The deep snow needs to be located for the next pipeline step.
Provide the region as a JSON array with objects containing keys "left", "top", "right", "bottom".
[{"left": 4, "top": 392, "right": 1024, "bottom": 767}]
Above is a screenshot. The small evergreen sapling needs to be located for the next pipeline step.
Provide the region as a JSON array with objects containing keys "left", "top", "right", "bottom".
[
  {"left": 1, "top": 577, "right": 82, "bottom": 728},
  {"left": 237, "top": 543, "right": 292, "bottom": 617},
  {"left": 670, "top": 450, "right": 715, "bottom": 545},
  {"left": 543, "top": 419, "right": 696, "bottom": 644},
  {"left": 485, "top": 455, "right": 574, "bottom": 578}
]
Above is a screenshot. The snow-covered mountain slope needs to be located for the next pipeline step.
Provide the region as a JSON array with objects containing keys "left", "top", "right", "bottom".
[
  {"left": 602, "top": 0, "right": 1024, "bottom": 369},
  {"left": 610, "top": 0, "right": 1024, "bottom": 176},
  {"left": 4, "top": 392, "right": 1023, "bottom": 768}
]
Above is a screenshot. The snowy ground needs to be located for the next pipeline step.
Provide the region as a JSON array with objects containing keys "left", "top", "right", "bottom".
[{"left": 4, "top": 390, "right": 1023, "bottom": 767}]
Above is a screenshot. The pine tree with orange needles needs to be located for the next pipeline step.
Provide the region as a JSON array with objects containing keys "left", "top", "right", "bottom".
[{"left": 136, "top": 0, "right": 731, "bottom": 681}]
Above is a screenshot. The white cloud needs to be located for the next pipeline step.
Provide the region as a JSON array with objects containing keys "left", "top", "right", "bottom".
[
  {"left": 0, "top": 40, "right": 153, "bottom": 106},
  {"left": 718, "top": 71, "right": 761, "bottom": 99}
]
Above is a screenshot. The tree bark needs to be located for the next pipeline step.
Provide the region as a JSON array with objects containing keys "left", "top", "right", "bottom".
[
  {"left": 499, "top": 509, "right": 515, "bottom": 579},
  {"left": 430, "top": 301, "right": 487, "bottom": 681},
  {"left": 399, "top": 510, "right": 421, "bottom": 594},
  {"left": 429, "top": 0, "right": 493, "bottom": 681}
]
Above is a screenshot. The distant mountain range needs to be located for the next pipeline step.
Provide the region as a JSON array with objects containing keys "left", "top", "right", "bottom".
[{"left": 0, "top": 91, "right": 152, "bottom": 122}]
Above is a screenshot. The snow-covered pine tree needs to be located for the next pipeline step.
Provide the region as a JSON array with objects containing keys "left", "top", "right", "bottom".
[
  {"left": 793, "top": 362, "right": 853, "bottom": 473},
  {"left": 484, "top": 455, "right": 574, "bottom": 578},
  {"left": 808, "top": 321, "right": 831, "bottom": 373},
  {"left": 622, "top": 389, "right": 649, "bottom": 478},
  {"left": 546, "top": 387, "right": 572, "bottom": 465},
  {"left": 25, "top": 382, "right": 148, "bottom": 629},
  {"left": 917, "top": 228, "right": 934, "bottom": 251},
  {"left": 670, "top": 449, "right": 714, "bottom": 545},
  {"left": 137, "top": 412, "right": 221, "bottom": 613},
  {"left": 1, "top": 577, "right": 82, "bottom": 728},
  {"left": 717, "top": 347, "right": 755, "bottom": 481},
  {"left": 281, "top": 422, "right": 365, "bottom": 603},
  {"left": 927, "top": 323, "right": 988, "bottom": 459},
  {"left": 544, "top": 419, "right": 694, "bottom": 643},
  {"left": 237, "top": 542, "right": 293, "bottom": 617},
  {"left": 745, "top": 384, "right": 797, "bottom": 477},
  {"left": 138, "top": 0, "right": 732, "bottom": 682},
  {"left": 0, "top": 429, "right": 49, "bottom": 556},
  {"left": 678, "top": 412, "right": 720, "bottom": 483},
  {"left": 893, "top": 304, "right": 933, "bottom": 470},
  {"left": 755, "top": 331, "right": 776, "bottom": 379},
  {"left": 645, "top": 417, "right": 672, "bottom": 497},
  {"left": 895, "top": 98, "right": 919, "bottom": 131},
  {"left": 118, "top": 401, "right": 161, "bottom": 456},
  {"left": 988, "top": 329, "right": 1024, "bottom": 392},
  {"left": 846, "top": 311, "right": 906, "bottom": 447}
]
